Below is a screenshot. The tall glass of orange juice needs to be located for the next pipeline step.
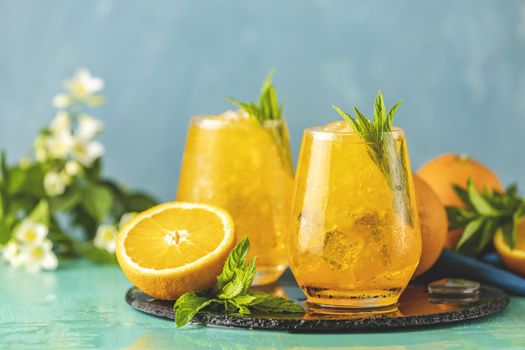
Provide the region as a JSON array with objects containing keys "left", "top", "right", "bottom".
[
  {"left": 177, "top": 74, "right": 293, "bottom": 285},
  {"left": 288, "top": 93, "right": 421, "bottom": 309}
]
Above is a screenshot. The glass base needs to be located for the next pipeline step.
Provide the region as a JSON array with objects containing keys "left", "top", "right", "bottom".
[
  {"left": 252, "top": 265, "right": 287, "bottom": 286},
  {"left": 301, "top": 285, "right": 402, "bottom": 309}
]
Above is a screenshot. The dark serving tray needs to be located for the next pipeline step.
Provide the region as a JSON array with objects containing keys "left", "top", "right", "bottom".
[{"left": 125, "top": 271, "right": 509, "bottom": 332}]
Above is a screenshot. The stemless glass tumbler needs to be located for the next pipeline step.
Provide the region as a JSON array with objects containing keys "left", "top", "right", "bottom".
[
  {"left": 177, "top": 111, "right": 294, "bottom": 285},
  {"left": 288, "top": 122, "right": 421, "bottom": 309}
]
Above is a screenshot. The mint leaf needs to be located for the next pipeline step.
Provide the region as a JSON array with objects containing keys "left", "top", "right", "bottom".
[
  {"left": 467, "top": 179, "right": 499, "bottom": 217},
  {"left": 455, "top": 217, "right": 484, "bottom": 252},
  {"left": 214, "top": 237, "right": 249, "bottom": 293},
  {"left": 217, "top": 272, "right": 244, "bottom": 299},
  {"left": 232, "top": 295, "right": 257, "bottom": 305},
  {"left": 249, "top": 294, "right": 305, "bottom": 314},
  {"left": 452, "top": 184, "right": 472, "bottom": 209},
  {"left": 502, "top": 217, "right": 517, "bottom": 249},
  {"left": 240, "top": 257, "right": 256, "bottom": 293},
  {"left": 174, "top": 292, "right": 216, "bottom": 328},
  {"left": 173, "top": 238, "right": 304, "bottom": 328}
]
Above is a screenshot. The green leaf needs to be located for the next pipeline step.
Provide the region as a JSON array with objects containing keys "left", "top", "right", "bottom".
[
  {"left": 218, "top": 273, "right": 244, "bottom": 299},
  {"left": 386, "top": 100, "right": 403, "bottom": 127},
  {"left": 8, "top": 164, "right": 45, "bottom": 197},
  {"left": 232, "top": 295, "right": 257, "bottom": 305},
  {"left": 214, "top": 237, "right": 250, "bottom": 293},
  {"left": 0, "top": 195, "right": 4, "bottom": 218},
  {"left": 374, "top": 90, "right": 386, "bottom": 129},
  {"left": 452, "top": 184, "right": 472, "bottom": 208},
  {"left": 49, "top": 187, "right": 82, "bottom": 212},
  {"left": 240, "top": 257, "right": 257, "bottom": 293},
  {"left": 477, "top": 220, "right": 496, "bottom": 253},
  {"left": 125, "top": 192, "right": 158, "bottom": 212},
  {"left": 0, "top": 150, "right": 9, "bottom": 187},
  {"left": 81, "top": 183, "right": 113, "bottom": 223},
  {"left": 455, "top": 217, "right": 484, "bottom": 252},
  {"left": 174, "top": 292, "right": 216, "bottom": 328},
  {"left": 0, "top": 218, "right": 11, "bottom": 244},
  {"left": 467, "top": 179, "right": 499, "bottom": 217},
  {"left": 250, "top": 295, "right": 305, "bottom": 314},
  {"left": 227, "top": 70, "right": 283, "bottom": 124},
  {"left": 29, "top": 200, "right": 50, "bottom": 226},
  {"left": 502, "top": 217, "right": 517, "bottom": 249}
]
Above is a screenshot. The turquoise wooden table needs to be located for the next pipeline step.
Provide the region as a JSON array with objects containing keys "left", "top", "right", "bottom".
[{"left": 1, "top": 261, "right": 524, "bottom": 349}]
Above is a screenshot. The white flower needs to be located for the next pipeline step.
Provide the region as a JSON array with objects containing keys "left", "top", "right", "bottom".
[
  {"left": 76, "top": 115, "right": 103, "bottom": 140},
  {"left": 65, "top": 160, "right": 82, "bottom": 177},
  {"left": 119, "top": 212, "right": 137, "bottom": 229},
  {"left": 65, "top": 68, "right": 104, "bottom": 99},
  {"left": 19, "top": 239, "right": 58, "bottom": 272},
  {"left": 72, "top": 138, "right": 104, "bottom": 167},
  {"left": 44, "top": 171, "right": 68, "bottom": 196},
  {"left": 94, "top": 225, "right": 118, "bottom": 253},
  {"left": 2, "top": 241, "right": 24, "bottom": 267},
  {"left": 52, "top": 93, "right": 72, "bottom": 109},
  {"left": 15, "top": 219, "right": 48, "bottom": 245},
  {"left": 46, "top": 132, "right": 73, "bottom": 160},
  {"left": 49, "top": 111, "right": 71, "bottom": 135},
  {"left": 35, "top": 149, "right": 47, "bottom": 162}
]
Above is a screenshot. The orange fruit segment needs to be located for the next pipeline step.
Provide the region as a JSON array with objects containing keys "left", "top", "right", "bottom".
[
  {"left": 412, "top": 174, "right": 448, "bottom": 278},
  {"left": 116, "top": 202, "right": 235, "bottom": 300},
  {"left": 494, "top": 219, "right": 525, "bottom": 277}
]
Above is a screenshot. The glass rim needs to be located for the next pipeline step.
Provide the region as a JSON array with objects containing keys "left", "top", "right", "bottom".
[
  {"left": 190, "top": 114, "right": 286, "bottom": 128},
  {"left": 304, "top": 125, "right": 405, "bottom": 141}
]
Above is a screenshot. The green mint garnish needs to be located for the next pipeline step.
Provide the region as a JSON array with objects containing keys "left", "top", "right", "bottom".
[
  {"left": 332, "top": 91, "right": 413, "bottom": 225},
  {"left": 173, "top": 237, "right": 305, "bottom": 328},
  {"left": 447, "top": 179, "right": 524, "bottom": 254},
  {"left": 227, "top": 71, "right": 293, "bottom": 174}
]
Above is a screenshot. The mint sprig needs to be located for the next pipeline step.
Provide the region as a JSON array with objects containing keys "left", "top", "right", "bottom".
[
  {"left": 446, "top": 179, "right": 525, "bottom": 254},
  {"left": 174, "top": 237, "right": 304, "bottom": 328},
  {"left": 332, "top": 91, "right": 413, "bottom": 225},
  {"left": 227, "top": 71, "right": 293, "bottom": 174}
]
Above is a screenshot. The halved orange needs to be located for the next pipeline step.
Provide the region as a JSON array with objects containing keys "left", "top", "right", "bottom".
[
  {"left": 494, "top": 219, "right": 525, "bottom": 277},
  {"left": 116, "top": 202, "right": 235, "bottom": 300}
]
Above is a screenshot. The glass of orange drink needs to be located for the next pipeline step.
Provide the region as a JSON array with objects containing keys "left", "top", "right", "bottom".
[
  {"left": 288, "top": 92, "right": 421, "bottom": 309},
  {"left": 177, "top": 73, "right": 293, "bottom": 285}
]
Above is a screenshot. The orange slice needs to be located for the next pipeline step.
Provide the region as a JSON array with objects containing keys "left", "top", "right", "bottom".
[
  {"left": 494, "top": 219, "right": 525, "bottom": 277},
  {"left": 116, "top": 202, "right": 235, "bottom": 300}
]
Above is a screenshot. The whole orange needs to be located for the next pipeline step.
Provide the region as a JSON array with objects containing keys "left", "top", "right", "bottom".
[
  {"left": 417, "top": 153, "right": 504, "bottom": 249},
  {"left": 412, "top": 174, "right": 448, "bottom": 278}
]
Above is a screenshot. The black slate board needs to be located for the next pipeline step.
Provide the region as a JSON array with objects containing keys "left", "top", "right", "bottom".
[{"left": 125, "top": 273, "right": 509, "bottom": 332}]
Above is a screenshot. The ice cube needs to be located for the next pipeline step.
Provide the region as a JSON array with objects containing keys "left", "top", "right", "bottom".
[
  {"left": 321, "top": 120, "right": 353, "bottom": 132},
  {"left": 322, "top": 229, "right": 364, "bottom": 270}
]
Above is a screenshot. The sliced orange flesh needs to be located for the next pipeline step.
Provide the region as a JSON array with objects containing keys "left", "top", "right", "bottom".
[{"left": 124, "top": 207, "right": 226, "bottom": 269}]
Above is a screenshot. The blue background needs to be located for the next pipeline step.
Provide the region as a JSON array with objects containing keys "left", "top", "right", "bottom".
[{"left": 1, "top": 0, "right": 525, "bottom": 201}]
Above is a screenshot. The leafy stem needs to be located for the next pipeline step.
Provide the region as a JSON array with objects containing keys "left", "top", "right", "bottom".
[
  {"left": 174, "top": 237, "right": 305, "bottom": 328},
  {"left": 227, "top": 70, "right": 293, "bottom": 174},
  {"left": 332, "top": 91, "right": 413, "bottom": 225},
  {"left": 446, "top": 179, "right": 525, "bottom": 254}
]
